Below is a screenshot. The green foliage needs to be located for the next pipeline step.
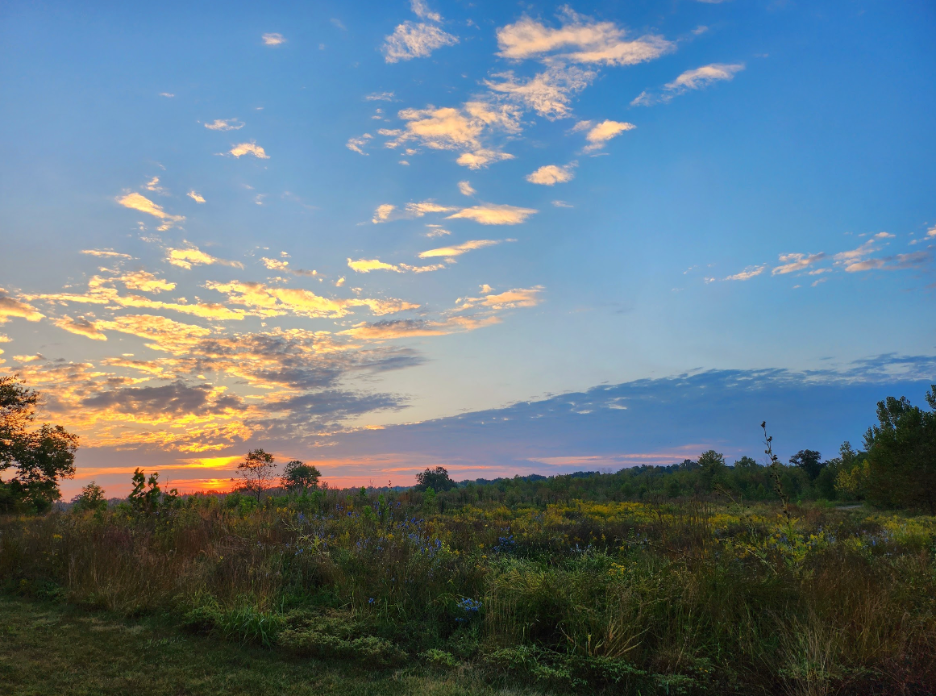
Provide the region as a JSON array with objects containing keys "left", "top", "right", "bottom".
[
  {"left": 281, "top": 460, "right": 320, "bottom": 492},
  {"left": 236, "top": 449, "right": 277, "bottom": 502},
  {"left": 71, "top": 482, "right": 107, "bottom": 513},
  {"left": 864, "top": 386, "right": 936, "bottom": 513},
  {"left": 789, "top": 449, "right": 824, "bottom": 480},
  {"left": 415, "top": 466, "right": 455, "bottom": 492},
  {"left": 0, "top": 375, "right": 78, "bottom": 513}
]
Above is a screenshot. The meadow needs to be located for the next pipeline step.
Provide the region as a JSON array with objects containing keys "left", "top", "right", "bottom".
[{"left": 2, "top": 482, "right": 935, "bottom": 695}]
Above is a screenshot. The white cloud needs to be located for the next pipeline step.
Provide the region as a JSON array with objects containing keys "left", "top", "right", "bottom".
[
  {"left": 372, "top": 204, "right": 395, "bottom": 224},
  {"left": 723, "top": 265, "right": 765, "bottom": 281},
  {"left": 383, "top": 22, "right": 458, "bottom": 63},
  {"left": 419, "top": 239, "right": 507, "bottom": 259},
  {"left": 348, "top": 258, "right": 403, "bottom": 273},
  {"left": 262, "top": 33, "right": 286, "bottom": 46},
  {"left": 159, "top": 92, "right": 174, "bottom": 98},
  {"left": 457, "top": 285, "right": 544, "bottom": 310},
  {"left": 552, "top": 200, "right": 573, "bottom": 208},
  {"left": 496, "top": 11, "right": 673, "bottom": 66},
  {"left": 458, "top": 181, "right": 475, "bottom": 196},
  {"left": 425, "top": 225, "right": 451, "bottom": 238},
  {"left": 229, "top": 142, "right": 269, "bottom": 159},
  {"left": 485, "top": 65, "right": 594, "bottom": 120},
  {"left": 772, "top": 252, "right": 826, "bottom": 275},
  {"left": 116, "top": 192, "right": 185, "bottom": 231},
  {"left": 576, "top": 120, "right": 635, "bottom": 152},
  {"left": 346, "top": 133, "right": 373, "bottom": 155},
  {"left": 205, "top": 119, "right": 245, "bottom": 131},
  {"left": 145, "top": 176, "right": 167, "bottom": 194},
  {"left": 406, "top": 201, "right": 458, "bottom": 216},
  {"left": 365, "top": 92, "right": 395, "bottom": 101},
  {"left": 928, "top": 225, "right": 936, "bottom": 238},
  {"left": 81, "top": 249, "right": 133, "bottom": 259},
  {"left": 447, "top": 204, "right": 537, "bottom": 225},
  {"left": 456, "top": 149, "right": 515, "bottom": 169},
  {"left": 411, "top": 0, "right": 441, "bottom": 22},
  {"left": 188, "top": 190, "right": 206, "bottom": 204},
  {"left": 632, "top": 63, "right": 745, "bottom": 106},
  {"left": 526, "top": 163, "right": 575, "bottom": 185}
]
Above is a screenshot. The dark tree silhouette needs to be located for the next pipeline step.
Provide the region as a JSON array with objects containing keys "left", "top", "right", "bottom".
[{"left": 415, "top": 466, "right": 456, "bottom": 492}]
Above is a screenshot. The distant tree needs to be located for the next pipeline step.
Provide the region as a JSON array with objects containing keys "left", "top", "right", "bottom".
[
  {"left": 789, "top": 450, "right": 824, "bottom": 480},
  {"left": 0, "top": 375, "right": 78, "bottom": 513},
  {"left": 415, "top": 466, "right": 456, "bottom": 492},
  {"left": 281, "top": 460, "right": 321, "bottom": 492},
  {"left": 698, "top": 450, "right": 726, "bottom": 490},
  {"left": 734, "top": 456, "right": 760, "bottom": 469},
  {"left": 128, "top": 468, "right": 163, "bottom": 514},
  {"left": 72, "top": 481, "right": 107, "bottom": 513},
  {"left": 235, "top": 449, "right": 277, "bottom": 502},
  {"left": 834, "top": 441, "right": 869, "bottom": 499},
  {"left": 864, "top": 387, "right": 936, "bottom": 513}
]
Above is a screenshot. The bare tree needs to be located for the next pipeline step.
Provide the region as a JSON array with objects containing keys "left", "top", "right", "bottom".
[{"left": 235, "top": 449, "right": 277, "bottom": 502}]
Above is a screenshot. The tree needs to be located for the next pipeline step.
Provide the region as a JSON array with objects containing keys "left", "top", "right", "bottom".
[
  {"left": 734, "top": 456, "right": 760, "bottom": 469},
  {"left": 235, "top": 448, "right": 277, "bottom": 502},
  {"left": 698, "top": 450, "right": 726, "bottom": 490},
  {"left": 415, "top": 466, "right": 456, "bottom": 492},
  {"left": 864, "top": 387, "right": 936, "bottom": 513},
  {"left": 281, "top": 460, "right": 321, "bottom": 492},
  {"left": 72, "top": 481, "right": 107, "bottom": 513},
  {"left": 0, "top": 375, "right": 78, "bottom": 513},
  {"left": 128, "top": 468, "right": 163, "bottom": 514},
  {"left": 789, "top": 450, "right": 824, "bottom": 480}
]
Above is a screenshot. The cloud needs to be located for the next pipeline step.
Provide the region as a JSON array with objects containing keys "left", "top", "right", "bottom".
[
  {"left": 418, "top": 239, "right": 506, "bottom": 259},
  {"left": 54, "top": 315, "right": 107, "bottom": 341},
  {"left": 383, "top": 101, "right": 521, "bottom": 169},
  {"left": 372, "top": 204, "right": 395, "bottom": 223},
  {"left": 82, "top": 381, "right": 231, "bottom": 416},
  {"left": 205, "top": 280, "right": 419, "bottom": 318},
  {"left": 205, "top": 119, "right": 244, "bottom": 131},
  {"left": 145, "top": 177, "right": 167, "bottom": 194},
  {"left": 485, "top": 65, "right": 594, "bottom": 120},
  {"left": 552, "top": 200, "right": 573, "bottom": 208},
  {"left": 772, "top": 252, "right": 826, "bottom": 275},
  {"left": 406, "top": 200, "right": 458, "bottom": 216},
  {"left": 98, "top": 314, "right": 213, "bottom": 353},
  {"left": 119, "top": 271, "right": 176, "bottom": 293},
  {"left": 457, "top": 285, "right": 543, "bottom": 310},
  {"left": 526, "top": 163, "right": 575, "bottom": 185},
  {"left": 261, "top": 258, "right": 317, "bottom": 277},
  {"left": 0, "top": 289, "right": 45, "bottom": 324},
  {"left": 632, "top": 63, "right": 745, "bottom": 106},
  {"left": 262, "top": 33, "right": 286, "bottom": 46},
  {"left": 81, "top": 249, "right": 133, "bottom": 259},
  {"left": 117, "top": 192, "right": 185, "bottom": 231},
  {"left": 410, "top": 0, "right": 441, "bottom": 22},
  {"left": 575, "top": 120, "right": 635, "bottom": 152},
  {"left": 159, "top": 92, "right": 175, "bottom": 98},
  {"left": 447, "top": 204, "right": 537, "bottom": 225},
  {"left": 365, "top": 92, "right": 395, "bottom": 101},
  {"left": 458, "top": 181, "right": 475, "bottom": 196},
  {"left": 166, "top": 244, "right": 244, "bottom": 270},
  {"left": 348, "top": 258, "right": 403, "bottom": 273},
  {"left": 187, "top": 190, "right": 206, "bottom": 203},
  {"left": 228, "top": 142, "right": 269, "bottom": 159},
  {"left": 496, "top": 11, "right": 673, "bottom": 66},
  {"left": 928, "top": 225, "right": 936, "bottom": 238},
  {"left": 346, "top": 133, "right": 373, "bottom": 155},
  {"left": 342, "top": 315, "right": 501, "bottom": 340},
  {"left": 839, "top": 250, "right": 932, "bottom": 273},
  {"left": 383, "top": 22, "right": 458, "bottom": 63},
  {"left": 724, "top": 265, "right": 766, "bottom": 281}
]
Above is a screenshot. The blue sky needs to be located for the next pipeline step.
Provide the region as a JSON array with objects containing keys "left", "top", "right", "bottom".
[{"left": 1, "top": 0, "right": 933, "bottom": 495}]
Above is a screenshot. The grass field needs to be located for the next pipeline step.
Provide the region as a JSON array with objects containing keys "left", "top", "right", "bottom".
[{"left": 3, "top": 491, "right": 936, "bottom": 695}]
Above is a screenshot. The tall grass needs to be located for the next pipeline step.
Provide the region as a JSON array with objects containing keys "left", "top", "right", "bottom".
[{"left": 1, "top": 491, "right": 934, "bottom": 694}]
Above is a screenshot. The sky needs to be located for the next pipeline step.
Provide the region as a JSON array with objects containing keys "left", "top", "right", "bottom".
[{"left": 1, "top": 0, "right": 934, "bottom": 497}]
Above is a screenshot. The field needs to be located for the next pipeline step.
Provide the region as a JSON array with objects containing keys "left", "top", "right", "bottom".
[{"left": 2, "top": 487, "right": 936, "bottom": 695}]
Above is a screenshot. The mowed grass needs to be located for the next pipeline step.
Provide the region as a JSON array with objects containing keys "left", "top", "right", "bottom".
[{"left": 0, "top": 595, "right": 535, "bottom": 696}]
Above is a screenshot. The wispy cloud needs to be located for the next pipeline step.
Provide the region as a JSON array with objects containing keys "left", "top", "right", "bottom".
[
  {"left": 574, "top": 120, "right": 636, "bottom": 153},
  {"left": 0, "top": 288, "right": 45, "bottom": 324},
  {"left": 418, "top": 239, "right": 507, "bottom": 259},
  {"left": 165, "top": 244, "right": 244, "bottom": 270},
  {"left": 229, "top": 142, "right": 269, "bottom": 159},
  {"left": 772, "top": 252, "right": 826, "bottom": 275},
  {"left": 382, "top": 0, "right": 456, "bottom": 63},
  {"left": 365, "top": 92, "right": 395, "bottom": 101},
  {"left": 347, "top": 258, "right": 403, "bottom": 273},
  {"left": 632, "top": 63, "right": 745, "bottom": 106},
  {"left": 457, "top": 285, "right": 544, "bottom": 310},
  {"left": 458, "top": 181, "right": 475, "bottom": 196},
  {"left": 187, "top": 190, "right": 206, "bottom": 203},
  {"left": 116, "top": 192, "right": 185, "bottom": 231},
  {"left": 346, "top": 133, "right": 373, "bottom": 155},
  {"left": 262, "top": 33, "right": 286, "bottom": 46},
  {"left": 54, "top": 315, "right": 107, "bottom": 341},
  {"left": 526, "top": 163, "right": 575, "bottom": 185},
  {"left": 372, "top": 204, "right": 395, "bottom": 224},
  {"left": 205, "top": 119, "right": 244, "bottom": 131},
  {"left": 261, "top": 258, "right": 317, "bottom": 277},
  {"left": 81, "top": 249, "right": 134, "bottom": 259},
  {"left": 723, "top": 265, "right": 765, "bottom": 281},
  {"left": 447, "top": 204, "right": 537, "bottom": 225},
  {"left": 119, "top": 271, "right": 176, "bottom": 293},
  {"left": 406, "top": 201, "right": 458, "bottom": 216},
  {"left": 485, "top": 65, "right": 594, "bottom": 120}
]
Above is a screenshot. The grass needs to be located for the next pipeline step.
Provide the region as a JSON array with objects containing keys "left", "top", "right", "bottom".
[
  {"left": 0, "top": 595, "right": 535, "bottom": 696},
  {"left": 2, "top": 490, "right": 936, "bottom": 694}
]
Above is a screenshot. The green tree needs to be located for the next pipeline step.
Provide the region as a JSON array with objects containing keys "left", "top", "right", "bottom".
[
  {"left": 864, "top": 387, "right": 936, "bottom": 513},
  {"left": 72, "top": 481, "right": 107, "bottom": 513},
  {"left": 128, "top": 468, "right": 162, "bottom": 514},
  {"left": 281, "top": 460, "right": 321, "bottom": 492},
  {"left": 733, "top": 456, "right": 760, "bottom": 469},
  {"left": 834, "top": 441, "right": 869, "bottom": 499},
  {"left": 698, "top": 450, "right": 726, "bottom": 491},
  {"left": 0, "top": 375, "right": 78, "bottom": 513},
  {"left": 789, "top": 449, "right": 824, "bottom": 480},
  {"left": 235, "top": 449, "right": 277, "bottom": 502},
  {"left": 415, "top": 466, "right": 456, "bottom": 492}
]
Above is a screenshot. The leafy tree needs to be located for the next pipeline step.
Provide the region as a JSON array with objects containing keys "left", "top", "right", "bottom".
[
  {"left": 129, "top": 468, "right": 164, "bottom": 514},
  {"left": 834, "top": 441, "right": 869, "bottom": 499},
  {"left": 0, "top": 375, "right": 78, "bottom": 513},
  {"left": 789, "top": 449, "right": 824, "bottom": 480},
  {"left": 698, "top": 450, "right": 726, "bottom": 490},
  {"left": 415, "top": 466, "right": 456, "bottom": 492},
  {"left": 72, "top": 481, "right": 107, "bottom": 513},
  {"left": 235, "top": 448, "right": 277, "bottom": 502},
  {"left": 734, "top": 456, "right": 760, "bottom": 469},
  {"left": 281, "top": 460, "right": 321, "bottom": 492},
  {"left": 864, "top": 387, "right": 936, "bottom": 513}
]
